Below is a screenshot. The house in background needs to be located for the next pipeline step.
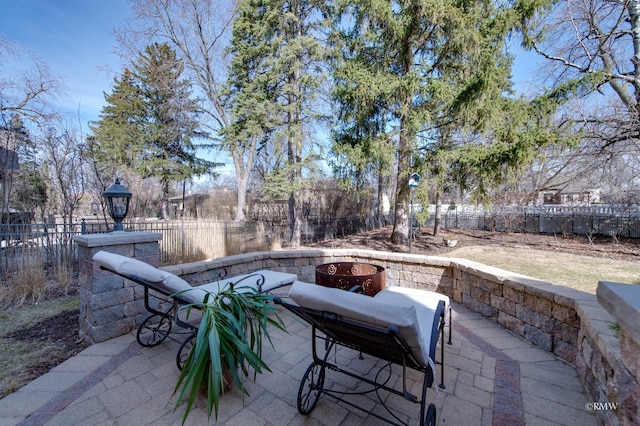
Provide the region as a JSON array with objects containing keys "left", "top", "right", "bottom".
[{"left": 537, "top": 186, "right": 601, "bottom": 206}]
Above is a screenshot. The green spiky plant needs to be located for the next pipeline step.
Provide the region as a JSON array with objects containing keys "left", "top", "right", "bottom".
[{"left": 172, "top": 283, "right": 286, "bottom": 424}]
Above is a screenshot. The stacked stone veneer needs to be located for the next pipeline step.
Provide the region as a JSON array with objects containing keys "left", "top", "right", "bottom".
[
  {"left": 78, "top": 244, "right": 637, "bottom": 424},
  {"left": 169, "top": 249, "right": 582, "bottom": 360},
  {"left": 75, "top": 232, "right": 162, "bottom": 343},
  {"left": 595, "top": 282, "right": 640, "bottom": 425}
]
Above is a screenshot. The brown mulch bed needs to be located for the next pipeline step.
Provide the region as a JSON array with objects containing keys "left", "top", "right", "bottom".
[
  {"left": 5, "top": 309, "right": 90, "bottom": 379},
  {"left": 308, "top": 227, "right": 640, "bottom": 262}
]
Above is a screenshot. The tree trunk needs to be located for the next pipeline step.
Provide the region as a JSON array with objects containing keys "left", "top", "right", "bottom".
[
  {"left": 433, "top": 187, "right": 442, "bottom": 236},
  {"left": 286, "top": 0, "right": 304, "bottom": 248},
  {"left": 235, "top": 172, "right": 249, "bottom": 222},
  {"left": 287, "top": 129, "right": 303, "bottom": 247},
  {"left": 161, "top": 179, "right": 170, "bottom": 220},
  {"left": 233, "top": 135, "right": 258, "bottom": 222},
  {"left": 390, "top": 28, "right": 415, "bottom": 246},
  {"left": 377, "top": 163, "right": 384, "bottom": 215},
  {"left": 629, "top": 0, "right": 640, "bottom": 107},
  {"left": 390, "top": 117, "right": 411, "bottom": 245},
  {"left": 1, "top": 177, "right": 9, "bottom": 219},
  {"left": 287, "top": 123, "right": 304, "bottom": 247},
  {"left": 390, "top": 187, "right": 409, "bottom": 245},
  {"left": 288, "top": 190, "right": 302, "bottom": 247},
  {"left": 180, "top": 180, "right": 186, "bottom": 218}
]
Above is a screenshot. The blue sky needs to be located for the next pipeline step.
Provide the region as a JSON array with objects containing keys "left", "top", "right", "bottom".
[
  {"left": 1, "top": 0, "right": 540, "bottom": 138},
  {"left": 0, "top": 1, "right": 541, "bottom": 184},
  {"left": 1, "top": 0, "right": 131, "bottom": 128}
]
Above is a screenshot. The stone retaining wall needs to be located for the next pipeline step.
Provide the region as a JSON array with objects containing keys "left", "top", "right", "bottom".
[
  {"left": 168, "top": 249, "right": 582, "bottom": 362},
  {"left": 595, "top": 282, "right": 640, "bottom": 425},
  {"left": 163, "top": 248, "right": 636, "bottom": 425}
]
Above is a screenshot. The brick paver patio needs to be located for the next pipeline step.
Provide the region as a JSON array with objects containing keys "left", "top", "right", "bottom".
[{"left": 0, "top": 302, "right": 599, "bottom": 425}]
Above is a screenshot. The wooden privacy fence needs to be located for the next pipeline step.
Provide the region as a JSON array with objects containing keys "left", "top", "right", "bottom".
[
  {"left": 128, "top": 220, "right": 274, "bottom": 264},
  {"left": 79, "top": 220, "right": 276, "bottom": 265}
]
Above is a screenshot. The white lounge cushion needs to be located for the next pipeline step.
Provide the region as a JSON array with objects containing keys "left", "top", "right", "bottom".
[
  {"left": 92, "top": 251, "right": 207, "bottom": 304},
  {"left": 289, "top": 281, "right": 435, "bottom": 366},
  {"left": 162, "top": 274, "right": 208, "bottom": 304},
  {"left": 379, "top": 286, "right": 450, "bottom": 310},
  {"left": 374, "top": 288, "right": 443, "bottom": 363},
  {"left": 93, "top": 251, "right": 297, "bottom": 305},
  {"left": 93, "top": 251, "right": 164, "bottom": 283}
]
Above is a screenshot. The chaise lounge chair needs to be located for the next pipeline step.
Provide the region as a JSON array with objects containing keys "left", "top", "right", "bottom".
[
  {"left": 92, "top": 250, "right": 297, "bottom": 368},
  {"left": 275, "top": 280, "right": 445, "bottom": 426}
]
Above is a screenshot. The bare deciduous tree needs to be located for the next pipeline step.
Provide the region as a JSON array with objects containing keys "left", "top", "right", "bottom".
[
  {"left": 0, "top": 37, "right": 60, "bottom": 124},
  {"left": 524, "top": 0, "right": 640, "bottom": 143},
  {"left": 1, "top": 37, "right": 61, "bottom": 220},
  {"left": 115, "top": 0, "right": 258, "bottom": 221},
  {"left": 40, "top": 125, "right": 86, "bottom": 224},
  {"left": 519, "top": 0, "right": 640, "bottom": 200}
]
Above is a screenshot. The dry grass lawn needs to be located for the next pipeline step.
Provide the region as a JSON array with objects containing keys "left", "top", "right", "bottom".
[
  {"left": 310, "top": 227, "right": 640, "bottom": 294},
  {"left": 446, "top": 245, "right": 639, "bottom": 293},
  {"left": 0, "top": 297, "right": 83, "bottom": 399}
]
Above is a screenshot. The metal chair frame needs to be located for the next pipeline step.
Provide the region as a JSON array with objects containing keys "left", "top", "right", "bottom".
[{"left": 99, "top": 265, "right": 268, "bottom": 370}]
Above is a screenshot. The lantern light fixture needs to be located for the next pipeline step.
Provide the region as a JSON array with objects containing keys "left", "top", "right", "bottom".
[{"left": 103, "top": 178, "right": 132, "bottom": 232}]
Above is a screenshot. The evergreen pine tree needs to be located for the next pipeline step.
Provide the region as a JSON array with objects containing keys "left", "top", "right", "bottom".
[
  {"left": 90, "top": 43, "right": 218, "bottom": 219},
  {"left": 331, "top": 0, "right": 555, "bottom": 244},
  {"left": 88, "top": 69, "right": 144, "bottom": 172},
  {"left": 226, "top": 0, "right": 326, "bottom": 246}
]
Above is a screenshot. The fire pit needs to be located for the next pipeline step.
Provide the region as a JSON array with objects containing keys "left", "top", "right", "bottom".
[{"left": 315, "top": 262, "right": 386, "bottom": 296}]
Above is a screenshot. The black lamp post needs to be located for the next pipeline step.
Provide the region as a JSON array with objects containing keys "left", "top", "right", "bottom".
[
  {"left": 103, "top": 178, "right": 132, "bottom": 232},
  {"left": 408, "top": 172, "right": 420, "bottom": 253}
]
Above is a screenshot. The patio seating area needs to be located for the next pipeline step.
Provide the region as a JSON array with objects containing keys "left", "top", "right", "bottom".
[{"left": 0, "top": 300, "right": 598, "bottom": 425}]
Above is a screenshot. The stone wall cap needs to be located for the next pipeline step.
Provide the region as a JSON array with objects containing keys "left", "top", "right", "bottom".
[
  {"left": 74, "top": 231, "right": 162, "bottom": 247},
  {"left": 597, "top": 281, "right": 640, "bottom": 344},
  {"left": 271, "top": 250, "right": 326, "bottom": 258}
]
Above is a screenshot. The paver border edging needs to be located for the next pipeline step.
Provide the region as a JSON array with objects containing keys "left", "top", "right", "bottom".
[
  {"left": 455, "top": 321, "right": 525, "bottom": 426},
  {"left": 16, "top": 341, "right": 141, "bottom": 426}
]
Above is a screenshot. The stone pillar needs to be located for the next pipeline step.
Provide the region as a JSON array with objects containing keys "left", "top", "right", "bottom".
[
  {"left": 74, "top": 232, "right": 162, "bottom": 343},
  {"left": 597, "top": 281, "right": 640, "bottom": 425}
]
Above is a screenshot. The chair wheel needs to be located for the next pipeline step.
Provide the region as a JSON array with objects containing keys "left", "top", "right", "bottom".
[
  {"left": 297, "top": 362, "right": 325, "bottom": 415},
  {"left": 423, "top": 403, "right": 436, "bottom": 426},
  {"left": 136, "top": 313, "right": 172, "bottom": 347},
  {"left": 176, "top": 332, "right": 196, "bottom": 370}
]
